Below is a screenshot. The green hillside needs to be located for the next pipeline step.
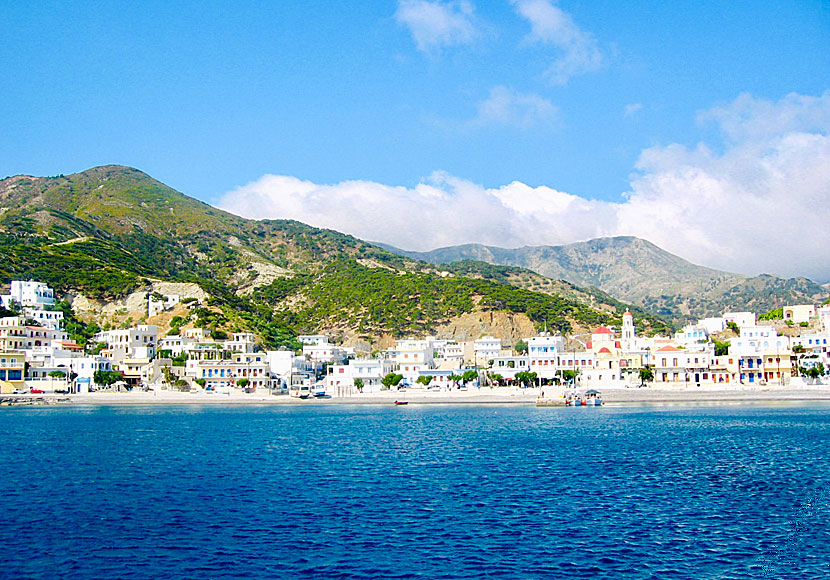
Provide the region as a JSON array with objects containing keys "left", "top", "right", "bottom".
[{"left": 0, "top": 166, "right": 672, "bottom": 347}]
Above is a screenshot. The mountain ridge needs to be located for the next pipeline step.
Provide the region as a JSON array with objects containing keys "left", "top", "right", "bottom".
[{"left": 375, "top": 238, "right": 828, "bottom": 321}]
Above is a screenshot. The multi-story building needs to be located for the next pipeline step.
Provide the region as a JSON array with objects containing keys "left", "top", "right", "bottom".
[
  {"left": 489, "top": 355, "right": 530, "bottom": 382},
  {"left": 0, "top": 351, "right": 25, "bottom": 393},
  {"left": 527, "top": 334, "right": 565, "bottom": 381},
  {"left": 392, "top": 338, "right": 435, "bottom": 385},
  {"left": 0, "top": 318, "right": 68, "bottom": 352},
  {"left": 473, "top": 336, "right": 502, "bottom": 366},
  {"left": 96, "top": 325, "right": 158, "bottom": 365},
  {"left": 1, "top": 280, "right": 55, "bottom": 309},
  {"left": 192, "top": 351, "right": 270, "bottom": 391},
  {"left": 783, "top": 305, "right": 816, "bottom": 325}
]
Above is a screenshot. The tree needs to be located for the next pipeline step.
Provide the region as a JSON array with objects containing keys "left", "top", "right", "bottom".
[
  {"left": 353, "top": 377, "right": 364, "bottom": 392},
  {"left": 560, "top": 369, "right": 579, "bottom": 385},
  {"left": 48, "top": 370, "right": 67, "bottom": 379},
  {"left": 381, "top": 373, "right": 404, "bottom": 390},
  {"left": 462, "top": 370, "right": 479, "bottom": 385},
  {"left": 489, "top": 373, "right": 503, "bottom": 386},
  {"left": 759, "top": 308, "right": 783, "bottom": 321},
  {"left": 514, "top": 339, "right": 528, "bottom": 355},
  {"left": 195, "top": 378, "right": 206, "bottom": 387},
  {"left": 792, "top": 344, "right": 806, "bottom": 354},
  {"left": 639, "top": 366, "right": 654, "bottom": 386},
  {"left": 448, "top": 374, "right": 462, "bottom": 388},
  {"left": 237, "top": 378, "right": 250, "bottom": 389},
  {"left": 416, "top": 375, "right": 432, "bottom": 386},
  {"left": 93, "top": 370, "right": 123, "bottom": 388},
  {"left": 726, "top": 321, "right": 740, "bottom": 334},
  {"left": 714, "top": 340, "right": 730, "bottom": 357},
  {"left": 514, "top": 371, "right": 538, "bottom": 387},
  {"left": 174, "top": 379, "right": 189, "bottom": 392}
]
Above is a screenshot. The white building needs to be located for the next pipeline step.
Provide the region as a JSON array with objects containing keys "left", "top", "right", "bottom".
[
  {"left": 783, "top": 304, "right": 816, "bottom": 325},
  {"left": 730, "top": 326, "right": 789, "bottom": 355},
  {"left": 147, "top": 293, "right": 181, "bottom": 318},
  {"left": 0, "top": 318, "right": 68, "bottom": 352},
  {"left": 191, "top": 351, "right": 270, "bottom": 391},
  {"left": 723, "top": 312, "right": 756, "bottom": 329},
  {"left": 267, "top": 350, "right": 295, "bottom": 391},
  {"left": 68, "top": 356, "right": 113, "bottom": 393},
  {"left": 225, "top": 332, "right": 256, "bottom": 353},
  {"left": 698, "top": 317, "right": 727, "bottom": 335},
  {"left": 22, "top": 308, "right": 64, "bottom": 331},
  {"left": 818, "top": 306, "right": 830, "bottom": 333},
  {"left": 473, "top": 336, "right": 502, "bottom": 366},
  {"left": 527, "top": 334, "right": 565, "bottom": 381},
  {"left": 326, "top": 358, "right": 394, "bottom": 395},
  {"left": 675, "top": 324, "right": 708, "bottom": 347},
  {"left": 489, "top": 355, "right": 530, "bottom": 382},
  {"left": 299, "top": 335, "right": 347, "bottom": 363},
  {"left": 158, "top": 335, "right": 194, "bottom": 357},
  {"left": 1, "top": 280, "right": 55, "bottom": 309},
  {"left": 393, "top": 338, "right": 435, "bottom": 385},
  {"left": 96, "top": 325, "right": 158, "bottom": 365},
  {"left": 432, "top": 339, "right": 466, "bottom": 367}
]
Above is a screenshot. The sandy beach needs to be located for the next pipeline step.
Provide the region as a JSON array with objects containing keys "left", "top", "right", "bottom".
[{"left": 5, "top": 383, "right": 828, "bottom": 407}]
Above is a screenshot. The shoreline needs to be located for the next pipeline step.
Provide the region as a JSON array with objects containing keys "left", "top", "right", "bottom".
[{"left": 4, "top": 384, "right": 830, "bottom": 407}]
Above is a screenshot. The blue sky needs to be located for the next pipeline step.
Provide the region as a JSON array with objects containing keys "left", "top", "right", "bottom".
[{"left": 2, "top": 1, "right": 829, "bottom": 280}]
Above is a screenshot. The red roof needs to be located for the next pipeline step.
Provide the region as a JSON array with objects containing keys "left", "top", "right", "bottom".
[
  {"left": 598, "top": 347, "right": 612, "bottom": 354},
  {"left": 593, "top": 326, "right": 613, "bottom": 334},
  {"left": 658, "top": 346, "right": 681, "bottom": 352}
]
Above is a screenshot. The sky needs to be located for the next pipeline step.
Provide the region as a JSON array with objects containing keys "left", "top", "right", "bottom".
[{"left": 2, "top": 1, "right": 829, "bottom": 281}]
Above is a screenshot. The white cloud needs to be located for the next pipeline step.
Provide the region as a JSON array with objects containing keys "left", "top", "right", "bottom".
[
  {"left": 219, "top": 92, "right": 830, "bottom": 282},
  {"left": 511, "top": 0, "right": 603, "bottom": 84},
  {"left": 470, "top": 86, "right": 558, "bottom": 128},
  {"left": 624, "top": 103, "right": 643, "bottom": 118},
  {"left": 395, "top": 0, "right": 478, "bottom": 52}
]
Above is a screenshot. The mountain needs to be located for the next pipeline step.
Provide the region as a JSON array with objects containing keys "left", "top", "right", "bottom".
[
  {"left": 377, "top": 238, "right": 828, "bottom": 321},
  {"left": 0, "top": 166, "right": 671, "bottom": 349}
]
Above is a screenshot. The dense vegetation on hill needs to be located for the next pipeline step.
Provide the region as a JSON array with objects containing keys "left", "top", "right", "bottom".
[{"left": 0, "top": 165, "right": 671, "bottom": 347}]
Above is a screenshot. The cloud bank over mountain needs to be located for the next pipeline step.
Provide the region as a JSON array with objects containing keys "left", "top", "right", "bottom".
[{"left": 219, "top": 92, "right": 830, "bottom": 282}]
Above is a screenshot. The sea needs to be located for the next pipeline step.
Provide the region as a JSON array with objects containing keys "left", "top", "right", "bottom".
[{"left": 1, "top": 403, "right": 828, "bottom": 579}]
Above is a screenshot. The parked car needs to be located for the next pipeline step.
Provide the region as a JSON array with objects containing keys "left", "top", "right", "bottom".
[
  {"left": 30, "top": 389, "right": 45, "bottom": 394},
  {"left": 13, "top": 388, "right": 24, "bottom": 394},
  {"left": 54, "top": 389, "right": 69, "bottom": 394}
]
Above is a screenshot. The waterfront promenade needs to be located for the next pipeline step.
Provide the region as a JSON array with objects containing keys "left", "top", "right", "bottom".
[{"left": 5, "top": 382, "right": 830, "bottom": 407}]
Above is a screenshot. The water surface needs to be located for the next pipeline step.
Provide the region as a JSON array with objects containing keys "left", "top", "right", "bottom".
[{"left": 1, "top": 403, "right": 828, "bottom": 579}]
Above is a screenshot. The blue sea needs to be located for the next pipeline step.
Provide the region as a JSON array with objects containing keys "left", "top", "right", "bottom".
[{"left": 1, "top": 403, "right": 829, "bottom": 579}]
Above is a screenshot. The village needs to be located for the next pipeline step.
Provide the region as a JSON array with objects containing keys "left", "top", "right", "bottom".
[{"left": 1, "top": 279, "right": 829, "bottom": 398}]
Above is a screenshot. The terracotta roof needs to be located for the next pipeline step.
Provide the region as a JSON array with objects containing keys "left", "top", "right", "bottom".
[
  {"left": 598, "top": 347, "right": 612, "bottom": 354},
  {"left": 658, "top": 346, "right": 681, "bottom": 352},
  {"left": 593, "top": 326, "right": 613, "bottom": 334}
]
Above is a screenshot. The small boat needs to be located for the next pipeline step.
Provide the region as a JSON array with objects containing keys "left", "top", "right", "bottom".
[
  {"left": 583, "top": 389, "right": 603, "bottom": 406},
  {"left": 394, "top": 400, "right": 408, "bottom": 405}
]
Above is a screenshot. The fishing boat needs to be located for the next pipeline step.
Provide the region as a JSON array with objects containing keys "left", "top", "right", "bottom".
[
  {"left": 564, "top": 389, "right": 603, "bottom": 406},
  {"left": 394, "top": 400, "right": 408, "bottom": 405},
  {"left": 583, "top": 389, "right": 603, "bottom": 405}
]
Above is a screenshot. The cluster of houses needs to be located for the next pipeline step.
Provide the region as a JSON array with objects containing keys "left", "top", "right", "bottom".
[{"left": 1, "top": 280, "right": 829, "bottom": 395}]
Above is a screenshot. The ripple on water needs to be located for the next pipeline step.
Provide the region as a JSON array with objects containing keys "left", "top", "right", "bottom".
[{"left": 1, "top": 404, "right": 829, "bottom": 579}]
